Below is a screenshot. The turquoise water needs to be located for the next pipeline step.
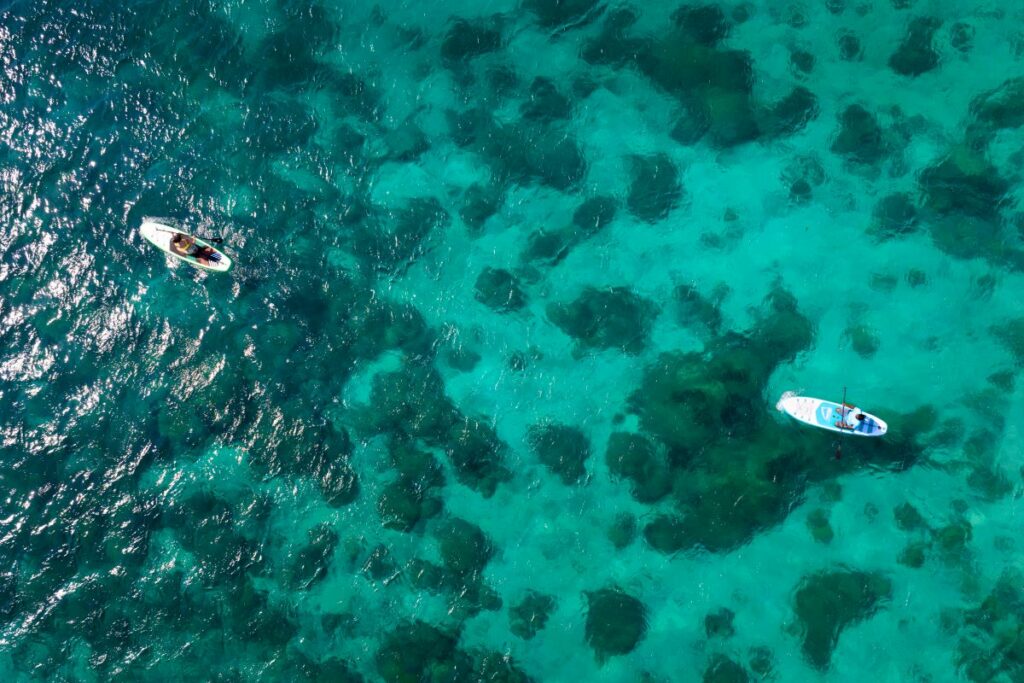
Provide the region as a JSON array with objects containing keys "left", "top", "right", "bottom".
[{"left": 2, "top": 0, "right": 1024, "bottom": 680}]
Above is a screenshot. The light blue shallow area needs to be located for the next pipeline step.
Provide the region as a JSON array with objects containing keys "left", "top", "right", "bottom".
[{"left": 1, "top": 0, "right": 1023, "bottom": 681}]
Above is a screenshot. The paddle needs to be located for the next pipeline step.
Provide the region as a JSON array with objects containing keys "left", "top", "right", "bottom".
[{"left": 149, "top": 225, "right": 223, "bottom": 243}]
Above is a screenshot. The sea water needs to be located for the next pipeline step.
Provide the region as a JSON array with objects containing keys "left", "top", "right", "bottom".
[{"left": 1, "top": 1, "right": 1023, "bottom": 681}]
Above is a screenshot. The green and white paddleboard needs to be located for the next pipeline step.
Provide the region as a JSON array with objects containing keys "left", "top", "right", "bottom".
[{"left": 140, "top": 220, "right": 233, "bottom": 273}]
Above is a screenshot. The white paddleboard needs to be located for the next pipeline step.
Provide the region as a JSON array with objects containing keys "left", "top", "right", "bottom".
[
  {"left": 140, "top": 220, "right": 232, "bottom": 273},
  {"left": 776, "top": 392, "right": 887, "bottom": 437}
]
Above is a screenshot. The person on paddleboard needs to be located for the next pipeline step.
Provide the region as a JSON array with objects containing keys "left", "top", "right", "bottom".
[
  {"left": 835, "top": 403, "right": 862, "bottom": 430},
  {"left": 170, "top": 233, "right": 219, "bottom": 266}
]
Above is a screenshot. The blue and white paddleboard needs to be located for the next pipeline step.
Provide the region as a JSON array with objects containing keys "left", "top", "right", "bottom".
[{"left": 776, "top": 392, "right": 887, "bottom": 437}]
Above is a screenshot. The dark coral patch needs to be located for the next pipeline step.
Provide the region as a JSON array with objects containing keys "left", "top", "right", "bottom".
[
  {"left": 287, "top": 523, "right": 337, "bottom": 590},
  {"left": 919, "top": 151, "right": 1010, "bottom": 222},
  {"left": 375, "top": 620, "right": 465, "bottom": 683},
  {"left": 627, "top": 153, "right": 683, "bottom": 222},
  {"left": 671, "top": 4, "right": 730, "bottom": 46},
  {"left": 523, "top": 196, "right": 616, "bottom": 266},
  {"left": 441, "top": 18, "right": 502, "bottom": 65},
  {"left": 971, "top": 77, "right": 1024, "bottom": 130},
  {"left": 353, "top": 198, "right": 449, "bottom": 273},
  {"left": 703, "top": 654, "right": 749, "bottom": 683},
  {"left": 957, "top": 569, "right": 1024, "bottom": 681},
  {"left": 319, "top": 459, "right": 360, "bottom": 507},
  {"left": 705, "top": 607, "right": 736, "bottom": 638},
  {"left": 585, "top": 587, "right": 648, "bottom": 661},
  {"left": 460, "top": 183, "right": 504, "bottom": 232},
  {"left": 608, "top": 512, "right": 638, "bottom": 549},
  {"left": 547, "top": 286, "right": 658, "bottom": 355},
  {"left": 574, "top": 195, "right": 618, "bottom": 236},
  {"left": 521, "top": 77, "right": 572, "bottom": 122},
  {"left": 525, "top": 0, "right": 603, "bottom": 29},
  {"left": 528, "top": 422, "right": 591, "bottom": 484},
  {"left": 889, "top": 17, "right": 941, "bottom": 77},
  {"left": 794, "top": 569, "right": 892, "bottom": 670},
  {"left": 870, "top": 192, "right": 918, "bottom": 239},
  {"left": 582, "top": 8, "right": 646, "bottom": 67},
  {"left": 991, "top": 318, "right": 1024, "bottom": 365},
  {"left": 605, "top": 432, "right": 671, "bottom": 503},
  {"left": 510, "top": 591, "right": 557, "bottom": 640},
  {"left": 363, "top": 363, "right": 459, "bottom": 440},
  {"left": 838, "top": 32, "right": 862, "bottom": 61},
  {"left": 761, "top": 87, "right": 819, "bottom": 139},
  {"left": 246, "top": 94, "right": 318, "bottom": 153},
  {"left": 831, "top": 104, "right": 885, "bottom": 165},
  {"left": 673, "top": 283, "right": 724, "bottom": 334},
  {"left": 475, "top": 267, "right": 527, "bottom": 312},
  {"left": 378, "top": 478, "right": 442, "bottom": 532},
  {"left": 436, "top": 518, "right": 493, "bottom": 577},
  {"left": 445, "top": 418, "right": 512, "bottom": 497},
  {"left": 671, "top": 100, "right": 712, "bottom": 145}
]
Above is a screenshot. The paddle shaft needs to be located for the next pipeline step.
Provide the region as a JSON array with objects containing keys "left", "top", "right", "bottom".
[
  {"left": 149, "top": 225, "right": 223, "bottom": 243},
  {"left": 835, "top": 386, "right": 848, "bottom": 459}
]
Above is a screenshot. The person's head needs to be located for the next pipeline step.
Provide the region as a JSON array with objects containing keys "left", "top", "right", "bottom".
[
  {"left": 178, "top": 235, "right": 195, "bottom": 249},
  {"left": 855, "top": 413, "right": 866, "bottom": 421}
]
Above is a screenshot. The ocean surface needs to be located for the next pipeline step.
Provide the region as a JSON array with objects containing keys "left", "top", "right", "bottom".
[{"left": 2, "top": 0, "right": 1024, "bottom": 680}]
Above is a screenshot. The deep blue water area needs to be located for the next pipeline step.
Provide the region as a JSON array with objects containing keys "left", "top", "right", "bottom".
[{"left": 2, "top": 0, "right": 1024, "bottom": 680}]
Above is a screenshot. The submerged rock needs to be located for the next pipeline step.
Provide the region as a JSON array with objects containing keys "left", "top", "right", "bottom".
[
  {"left": 585, "top": 587, "right": 648, "bottom": 661},
  {"left": 793, "top": 569, "right": 892, "bottom": 670}
]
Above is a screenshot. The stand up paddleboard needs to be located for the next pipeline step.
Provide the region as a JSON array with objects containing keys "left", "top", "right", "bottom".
[
  {"left": 140, "top": 220, "right": 232, "bottom": 273},
  {"left": 776, "top": 391, "right": 887, "bottom": 437}
]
